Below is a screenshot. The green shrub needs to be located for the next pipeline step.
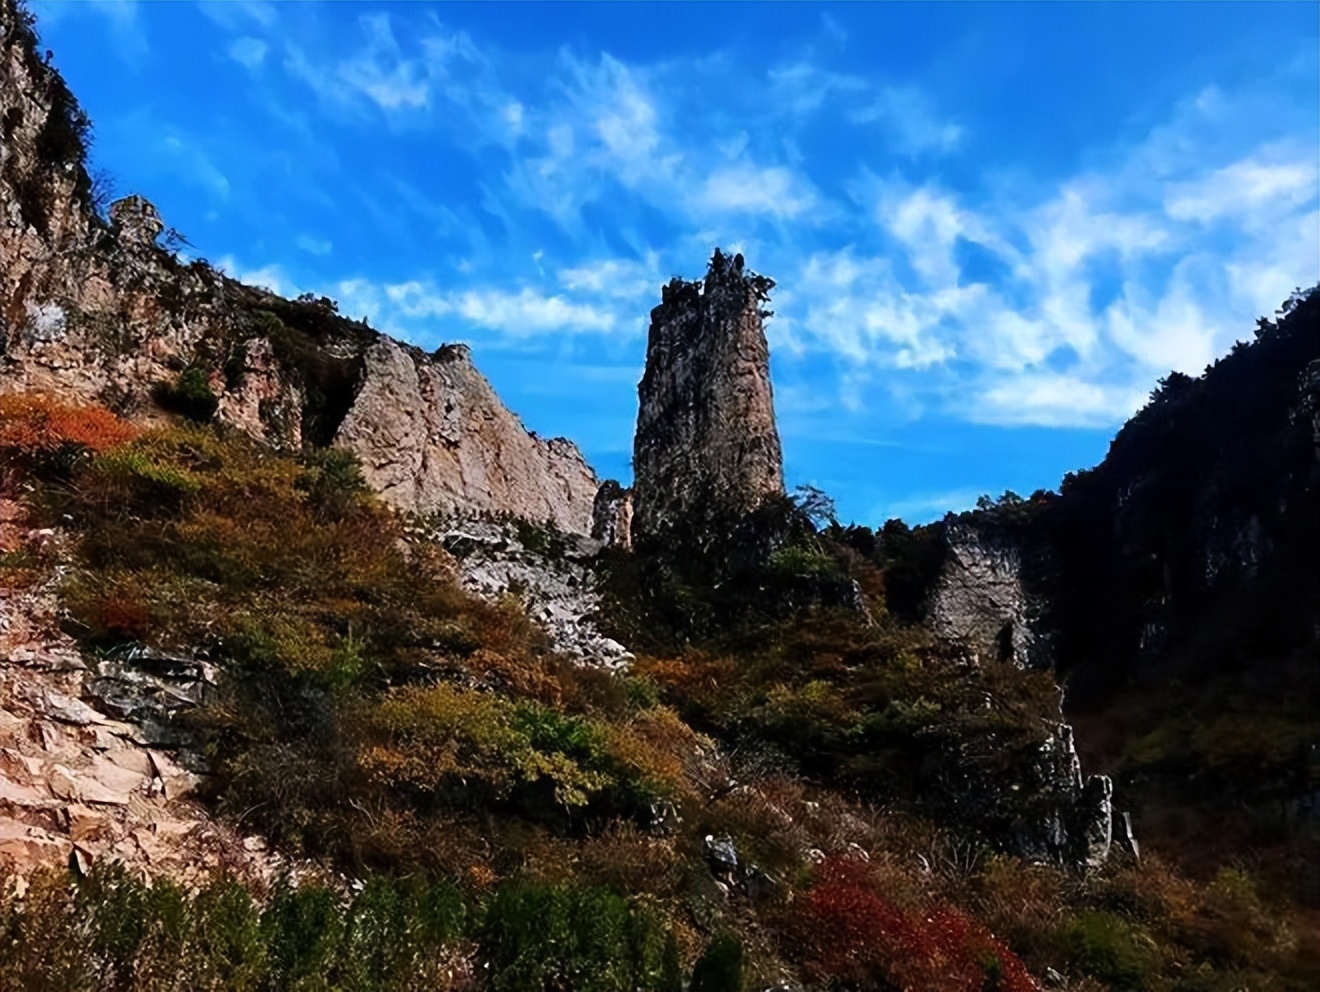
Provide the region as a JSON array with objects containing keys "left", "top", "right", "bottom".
[
  {"left": 1061, "top": 910, "right": 1159, "bottom": 991},
  {"left": 658, "top": 931, "right": 683, "bottom": 992},
  {"left": 297, "top": 447, "right": 368, "bottom": 522},
  {"left": 690, "top": 932, "right": 744, "bottom": 992},
  {"left": 188, "top": 878, "right": 267, "bottom": 992},
  {"left": 153, "top": 367, "right": 220, "bottom": 422},
  {"left": 767, "top": 544, "right": 839, "bottom": 580},
  {"left": 480, "top": 881, "right": 664, "bottom": 992},
  {"left": 262, "top": 882, "right": 343, "bottom": 991},
  {"left": 337, "top": 877, "right": 465, "bottom": 992}
]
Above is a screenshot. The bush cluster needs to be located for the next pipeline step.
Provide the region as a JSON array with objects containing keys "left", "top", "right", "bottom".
[
  {"left": 0, "top": 863, "right": 700, "bottom": 992},
  {"left": 151, "top": 368, "right": 220, "bottom": 422},
  {"left": 0, "top": 392, "right": 137, "bottom": 486}
]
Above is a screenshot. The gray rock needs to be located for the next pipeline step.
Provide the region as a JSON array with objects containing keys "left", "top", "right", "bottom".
[
  {"left": 109, "top": 195, "right": 164, "bottom": 248},
  {"left": 1079, "top": 774, "right": 1114, "bottom": 867},
  {"left": 415, "top": 515, "right": 633, "bottom": 669},
  {"left": 632, "top": 250, "right": 784, "bottom": 546},
  {"left": 335, "top": 338, "right": 600, "bottom": 534},
  {"left": 928, "top": 525, "right": 1046, "bottom": 668},
  {"left": 1117, "top": 809, "right": 1140, "bottom": 860},
  {"left": 591, "top": 481, "right": 633, "bottom": 550},
  {"left": 703, "top": 832, "right": 739, "bottom": 876}
]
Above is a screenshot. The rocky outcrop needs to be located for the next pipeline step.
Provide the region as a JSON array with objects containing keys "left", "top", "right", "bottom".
[
  {"left": 0, "top": 2, "right": 600, "bottom": 534},
  {"left": 0, "top": 498, "right": 283, "bottom": 883},
  {"left": 410, "top": 516, "right": 633, "bottom": 669},
  {"left": 1026, "top": 722, "right": 1114, "bottom": 868},
  {"left": 632, "top": 249, "right": 784, "bottom": 546},
  {"left": 335, "top": 340, "right": 599, "bottom": 533},
  {"left": 927, "top": 525, "right": 1047, "bottom": 669},
  {"left": 591, "top": 481, "right": 633, "bottom": 550}
]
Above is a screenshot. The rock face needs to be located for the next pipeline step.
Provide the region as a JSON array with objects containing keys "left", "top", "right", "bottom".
[
  {"left": 0, "top": 2, "right": 600, "bottom": 534},
  {"left": 591, "top": 481, "right": 633, "bottom": 550},
  {"left": 0, "top": 498, "right": 282, "bottom": 882},
  {"left": 1028, "top": 722, "right": 1114, "bottom": 868},
  {"left": 632, "top": 249, "right": 784, "bottom": 546},
  {"left": 928, "top": 525, "right": 1046, "bottom": 669},
  {"left": 335, "top": 340, "right": 599, "bottom": 532},
  {"left": 410, "top": 516, "right": 633, "bottom": 669}
]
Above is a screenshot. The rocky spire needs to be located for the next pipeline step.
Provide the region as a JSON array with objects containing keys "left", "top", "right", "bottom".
[{"left": 631, "top": 249, "right": 785, "bottom": 547}]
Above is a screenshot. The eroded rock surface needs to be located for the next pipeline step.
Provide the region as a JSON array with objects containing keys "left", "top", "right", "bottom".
[
  {"left": 632, "top": 249, "right": 784, "bottom": 546},
  {"left": 0, "top": 499, "right": 284, "bottom": 884},
  {"left": 336, "top": 340, "right": 599, "bottom": 533},
  {"left": 928, "top": 525, "right": 1046, "bottom": 669},
  {"left": 411, "top": 516, "right": 633, "bottom": 669},
  {"left": 1025, "top": 722, "right": 1114, "bottom": 868},
  {"left": 591, "top": 480, "right": 633, "bottom": 550}
]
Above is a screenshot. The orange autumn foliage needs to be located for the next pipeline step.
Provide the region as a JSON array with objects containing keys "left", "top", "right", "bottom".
[{"left": 0, "top": 392, "right": 136, "bottom": 476}]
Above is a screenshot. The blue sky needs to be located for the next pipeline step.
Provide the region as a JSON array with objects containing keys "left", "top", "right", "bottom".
[{"left": 33, "top": 1, "right": 1320, "bottom": 525}]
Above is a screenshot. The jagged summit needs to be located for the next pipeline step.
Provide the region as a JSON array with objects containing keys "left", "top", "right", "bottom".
[{"left": 632, "top": 248, "right": 785, "bottom": 547}]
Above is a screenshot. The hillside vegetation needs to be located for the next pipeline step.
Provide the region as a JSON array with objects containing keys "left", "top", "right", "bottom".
[{"left": 3, "top": 387, "right": 1318, "bottom": 991}]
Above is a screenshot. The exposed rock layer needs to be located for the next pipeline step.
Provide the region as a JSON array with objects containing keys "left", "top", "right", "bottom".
[
  {"left": 335, "top": 339, "right": 599, "bottom": 532},
  {"left": 927, "top": 525, "right": 1047, "bottom": 669},
  {"left": 0, "top": 499, "right": 283, "bottom": 883},
  {"left": 632, "top": 249, "right": 784, "bottom": 546},
  {"left": 410, "top": 516, "right": 633, "bottom": 669}
]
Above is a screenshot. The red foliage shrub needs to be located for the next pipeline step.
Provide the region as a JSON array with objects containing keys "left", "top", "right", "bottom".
[
  {"left": 793, "top": 855, "right": 1037, "bottom": 992},
  {"left": 0, "top": 392, "right": 136, "bottom": 485}
]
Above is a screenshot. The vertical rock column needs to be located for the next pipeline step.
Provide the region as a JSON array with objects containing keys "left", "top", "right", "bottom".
[{"left": 631, "top": 249, "right": 784, "bottom": 547}]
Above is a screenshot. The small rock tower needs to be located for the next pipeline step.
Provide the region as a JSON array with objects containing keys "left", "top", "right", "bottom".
[{"left": 631, "top": 249, "right": 785, "bottom": 547}]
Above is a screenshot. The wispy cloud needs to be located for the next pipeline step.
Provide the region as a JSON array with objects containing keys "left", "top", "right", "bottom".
[
  {"left": 774, "top": 80, "right": 1318, "bottom": 427},
  {"left": 228, "top": 36, "right": 269, "bottom": 71},
  {"left": 850, "top": 87, "right": 963, "bottom": 155},
  {"left": 329, "top": 262, "right": 653, "bottom": 342},
  {"left": 32, "top": 0, "right": 148, "bottom": 60},
  {"left": 296, "top": 234, "right": 333, "bottom": 256},
  {"left": 216, "top": 255, "right": 294, "bottom": 297},
  {"left": 161, "top": 5, "right": 1317, "bottom": 435}
]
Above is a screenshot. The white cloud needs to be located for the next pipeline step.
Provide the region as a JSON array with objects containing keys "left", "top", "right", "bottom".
[
  {"left": 216, "top": 255, "right": 293, "bottom": 296},
  {"left": 767, "top": 62, "right": 865, "bottom": 117},
  {"left": 159, "top": 135, "right": 231, "bottom": 199},
  {"left": 199, "top": 0, "right": 276, "bottom": 31},
  {"left": 33, "top": 0, "right": 148, "bottom": 59},
  {"left": 228, "top": 36, "right": 268, "bottom": 71},
  {"left": 196, "top": 5, "right": 1316, "bottom": 432},
  {"left": 699, "top": 165, "right": 819, "bottom": 219},
  {"left": 769, "top": 78, "right": 1318, "bottom": 427},
  {"left": 329, "top": 274, "right": 641, "bottom": 340},
  {"left": 449, "top": 288, "right": 617, "bottom": 335},
  {"left": 296, "top": 234, "right": 333, "bottom": 256},
  {"left": 967, "top": 374, "right": 1149, "bottom": 428},
  {"left": 558, "top": 254, "right": 661, "bottom": 300},
  {"left": 850, "top": 87, "right": 963, "bottom": 154},
  {"left": 285, "top": 12, "right": 462, "bottom": 116},
  {"left": 1164, "top": 149, "right": 1318, "bottom": 226},
  {"left": 337, "top": 14, "right": 429, "bottom": 110},
  {"left": 877, "top": 488, "right": 986, "bottom": 524}
]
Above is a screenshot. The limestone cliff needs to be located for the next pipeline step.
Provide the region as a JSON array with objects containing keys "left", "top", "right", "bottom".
[
  {"left": 631, "top": 249, "right": 784, "bottom": 546},
  {"left": 0, "top": 2, "right": 598, "bottom": 533},
  {"left": 333, "top": 338, "right": 598, "bottom": 531},
  {"left": 927, "top": 524, "right": 1047, "bottom": 669}
]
